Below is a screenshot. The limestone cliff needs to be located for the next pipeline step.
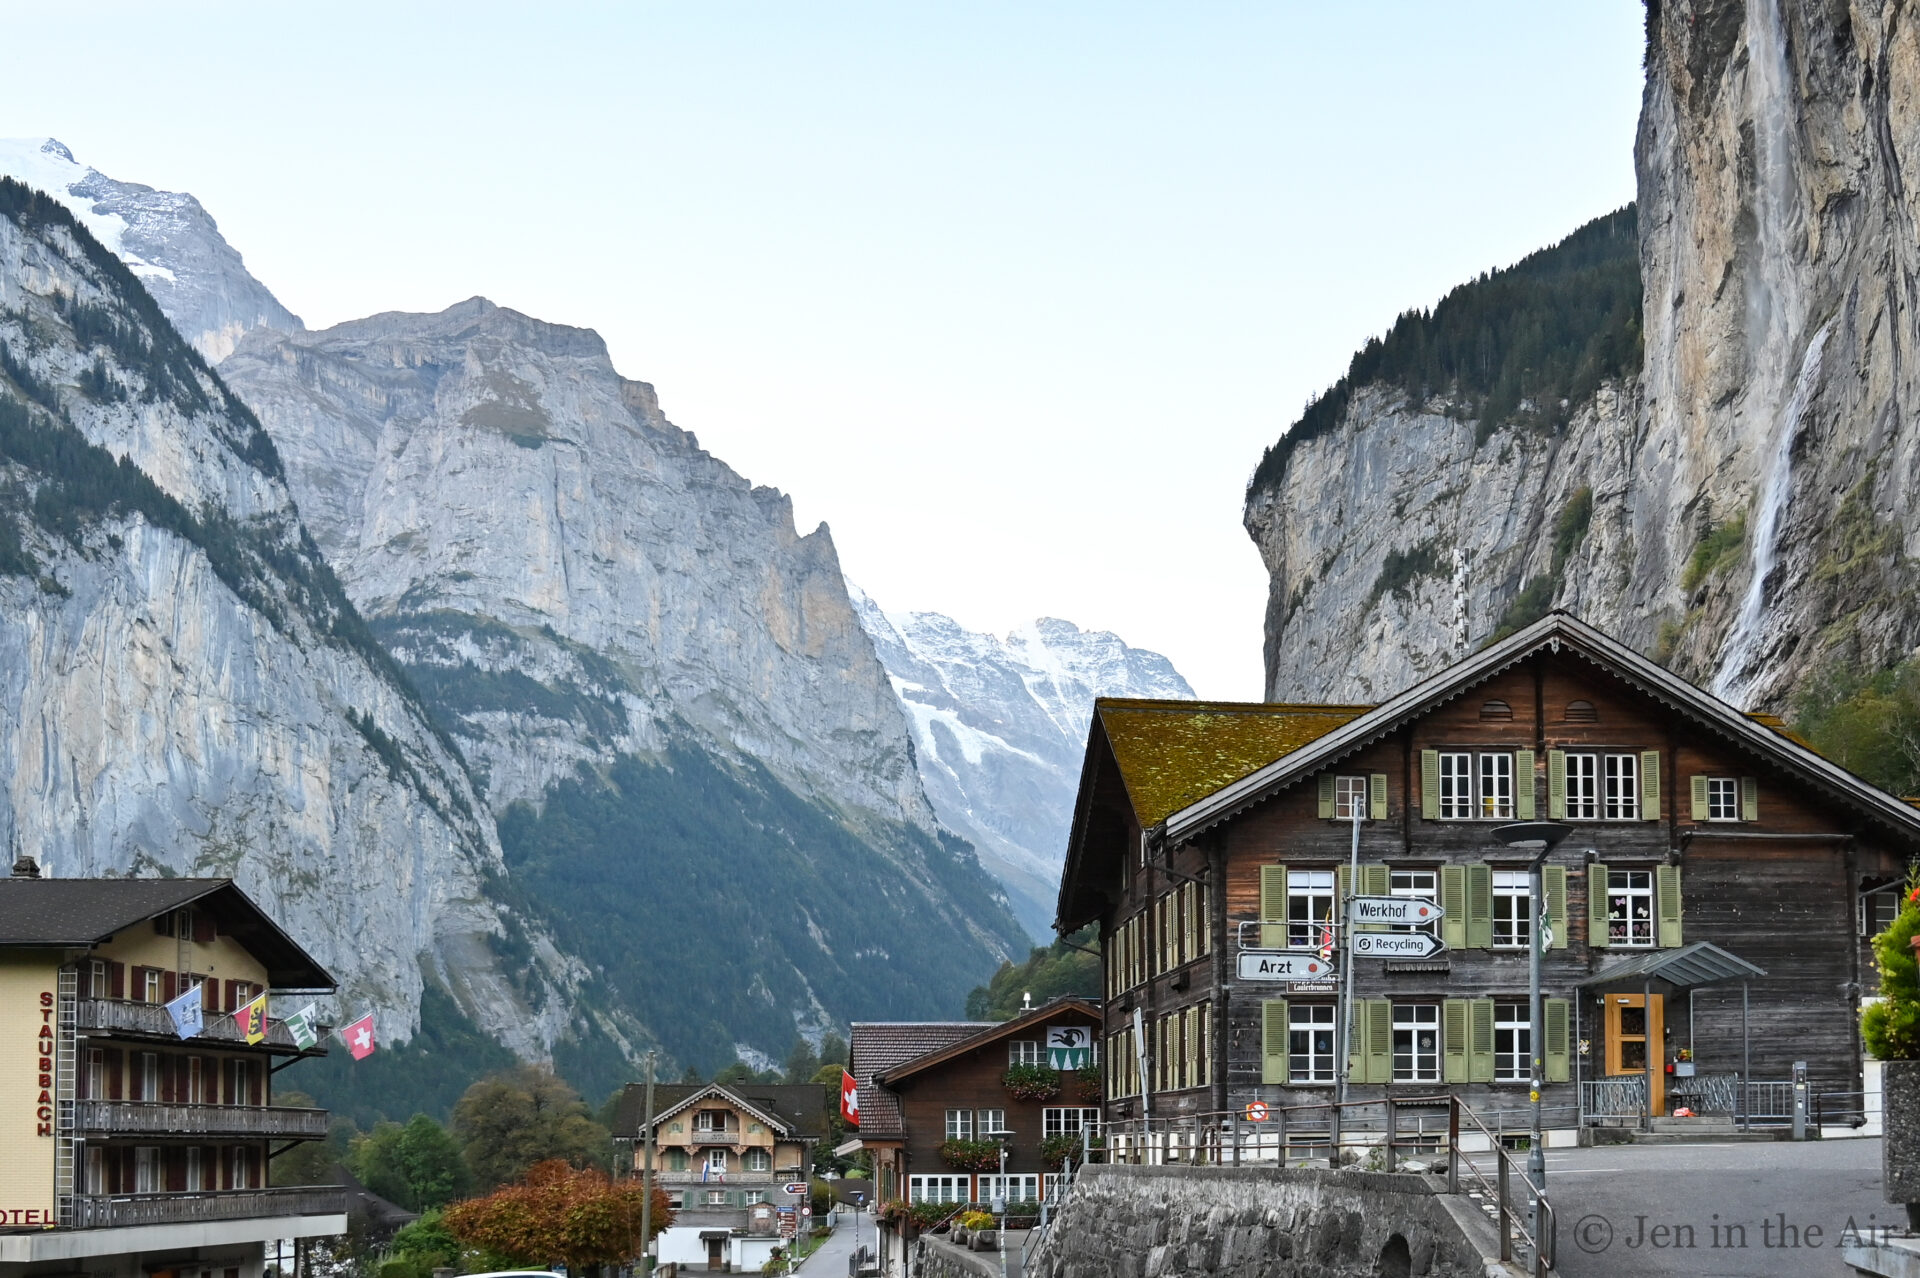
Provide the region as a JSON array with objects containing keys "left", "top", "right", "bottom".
[{"left": 1247, "top": 0, "right": 1920, "bottom": 711}]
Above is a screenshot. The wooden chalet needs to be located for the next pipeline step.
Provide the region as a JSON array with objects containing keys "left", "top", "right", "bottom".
[{"left": 1055, "top": 613, "right": 1920, "bottom": 1137}]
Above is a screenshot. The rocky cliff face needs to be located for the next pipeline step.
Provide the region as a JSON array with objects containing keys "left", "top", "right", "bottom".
[
  {"left": 0, "top": 140, "right": 302, "bottom": 362},
  {"left": 853, "top": 590, "right": 1194, "bottom": 938},
  {"left": 1246, "top": 0, "right": 1920, "bottom": 712},
  {"left": 0, "top": 179, "right": 560, "bottom": 1056}
]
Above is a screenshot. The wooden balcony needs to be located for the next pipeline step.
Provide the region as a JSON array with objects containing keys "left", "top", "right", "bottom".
[
  {"left": 77, "top": 1100, "right": 330, "bottom": 1140},
  {"left": 66, "top": 1186, "right": 347, "bottom": 1228},
  {"left": 689, "top": 1130, "right": 744, "bottom": 1144},
  {"left": 74, "top": 999, "right": 329, "bottom": 1054}
]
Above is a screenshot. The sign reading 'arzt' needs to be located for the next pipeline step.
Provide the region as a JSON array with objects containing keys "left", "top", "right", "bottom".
[{"left": 1236, "top": 953, "right": 1335, "bottom": 981}]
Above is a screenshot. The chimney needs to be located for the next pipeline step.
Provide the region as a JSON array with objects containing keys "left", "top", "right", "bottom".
[
  {"left": 1021, "top": 991, "right": 1033, "bottom": 1012},
  {"left": 12, "top": 853, "right": 41, "bottom": 879}
]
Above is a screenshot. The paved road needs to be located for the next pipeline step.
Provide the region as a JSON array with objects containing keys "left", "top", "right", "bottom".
[
  {"left": 1516, "top": 1138, "right": 1894, "bottom": 1277},
  {"left": 797, "top": 1211, "right": 868, "bottom": 1278}
]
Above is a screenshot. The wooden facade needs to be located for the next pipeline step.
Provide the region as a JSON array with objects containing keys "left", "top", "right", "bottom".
[{"left": 1057, "top": 615, "right": 1920, "bottom": 1131}]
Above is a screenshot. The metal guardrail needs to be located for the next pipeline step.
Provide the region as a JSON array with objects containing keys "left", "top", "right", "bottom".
[
  {"left": 1580, "top": 1076, "right": 1647, "bottom": 1119},
  {"left": 67, "top": 1185, "right": 347, "bottom": 1227},
  {"left": 76, "top": 1100, "right": 329, "bottom": 1139},
  {"left": 73, "top": 999, "right": 329, "bottom": 1052}
]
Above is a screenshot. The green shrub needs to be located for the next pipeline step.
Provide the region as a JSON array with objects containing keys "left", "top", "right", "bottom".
[
  {"left": 1681, "top": 515, "right": 1747, "bottom": 593},
  {"left": 1864, "top": 883, "right": 1920, "bottom": 1061}
]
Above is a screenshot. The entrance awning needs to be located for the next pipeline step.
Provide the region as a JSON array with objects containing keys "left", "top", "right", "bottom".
[{"left": 1579, "top": 941, "right": 1766, "bottom": 990}]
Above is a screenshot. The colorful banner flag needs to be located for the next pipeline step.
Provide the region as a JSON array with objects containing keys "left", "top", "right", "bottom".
[
  {"left": 839, "top": 1068, "right": 860, "bottom": 1127},
  {"left": 343, "top": 1012, "right": 376, "bottom": 1060},
  {"left": 240, "top": 991, "right": 269, "bottom": 1045},
  {"left": 165, "top": 982, "right": 204, "bottom": 1039},
  {"left": 285, "top": 1003, "right": 319, "bottom": 1051}
]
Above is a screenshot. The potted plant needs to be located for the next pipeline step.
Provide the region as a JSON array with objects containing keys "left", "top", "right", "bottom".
[
  {"left": 1864, "top": 879, "right": 1920, "bottom": 1227},
  {"left": 1037, "top": 1134, "right": 1081, "bottom": 1170},
  {"left": 956, "top": 1210, "right": 996, "bottom": 1250},
  {"left": 1003, "top": 1062, "right": 1061, "bottom": 1101},
  {"left": 907, "top": 1200, "right": 952, "bottom": 1236},
  {"left": 937, "top": 1139, "right": 1002, "bottom": 1173},
  {"left": 1073, "top": 1064, "right": 1101, "bottom": 1102}
]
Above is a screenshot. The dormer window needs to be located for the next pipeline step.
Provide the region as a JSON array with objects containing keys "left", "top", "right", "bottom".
[{"left": 694, "top": 1110, "right": 730, "bottom": 1132}]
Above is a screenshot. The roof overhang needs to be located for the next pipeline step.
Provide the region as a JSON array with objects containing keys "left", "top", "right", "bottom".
[
  {"left": 876, "top": 998, "right": 1101, "bottom": 1088},
  {"left": 648, "top": 1083, "right": 793, "bottom": 1137},
  {"left": 1579, "top": 941, "right": 1767, "bottom": 990}
]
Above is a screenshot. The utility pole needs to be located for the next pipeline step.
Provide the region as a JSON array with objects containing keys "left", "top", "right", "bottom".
[
  {"left": 1494, "top": 821, "right": 1571, "bottom": 1262},
  {"left": 639, "top": 1052, "right": 657, "bottom": 1275},
  {"left": 1335, "top": 805, "right": 1360, "bottom": 1152}
]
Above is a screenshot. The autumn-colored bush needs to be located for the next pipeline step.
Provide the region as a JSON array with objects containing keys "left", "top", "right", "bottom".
[
  {"left": 1865, "top": 884, "right": 1920, "bottom": 1061},
  {"left": 443, "top": 1159, "right": 672, "bottom": 1276}
]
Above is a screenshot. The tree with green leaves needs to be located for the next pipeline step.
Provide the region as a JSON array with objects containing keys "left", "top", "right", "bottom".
[
  {"left": 453, "top": 1066, "right": 612, "bottom": 1189},
  {"left": 350, "top": 1113, "right": 473, "bottom": 1211},
  {"left": 964, "top": 928, "right": 1100, "bottom": 1020}
]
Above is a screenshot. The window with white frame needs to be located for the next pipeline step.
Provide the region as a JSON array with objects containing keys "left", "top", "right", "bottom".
[
  {"left": 84, "top": 1147, "right": 104, "bottom": 1195},
  {"left": 1008, "top": 1040, "right": 1043, "bottom": 1066},
  {"left": 1863, "top": 881, "right": 1903, "bottom": 937},
  {"left": 1391, "top": 1004, "right": 1440, "bottom": 1082},
  {"left": 909, "top": 1174, "right": 971, "bottom": 1204},
  {"left": 975, "top": 1108, "right": 1007, "bottom": 1138},
  {"left": 1334, "top": 775, "right": 1369, "bottom": 820},
  {"left": 744, "top": 1190, "right": 766, "bottom": 1205},
  {"left": 705, "top": 1149, "right": 729, "bottom": 1176},
  {"left": 1494, "top": 1003, "right": 1531, "bottom": 1081},
  {"left": 135, "top": 1147, "right": 161, "bottom": 1193},
  {"left": 86, "top": 1049, "right": 103, "bottom": 1099},
  {"left": 667, "top": 1190, "right": 685, "bottom": 1209},
  {"left": 1042, "top": 1107, "right": 1101, "bottom": 1137},
  {"left": 185, "top": 1146, "right": 202, "bottom": 1192},
  {"left": 1289, "top": 1003, "right": 1336, "bottom": 1083},
  {"left": 141, "top": 969, "right": 161, "bottom": 1003},
  {"left": 746, "top": 1149, "right": 770, "bottom": 1171},
  {"left": 228, "top": 1146, "right": 251, "bottom": 1190},
  {"left": 1492, "top": 871, "right": 1533, "bottom": 949},
  {"left": 1390, "top": 870, "right": 1439, "bottom": 935},
  {"left": 1438, "top": 753, "right": 1474, "bottom": 818},
  {"left": 1564, "top": 753, "right": 1599, "bottom": 819},
  {"left": 1478, "top": 753, "right": 1514, "bottom": 819},
  {"left": 945, "top": 1108, "right": 974, "bottom": 1140},
  {"left": 138, "top": 1052, "right": 158, "bottom": 1102},
  {"left": 1707, "top": 777, "right": 1739, "bottom": 821},
  {"left": 1604, "top": 754, "right": 1640, "bottom": 819},
  {"left": 1043, "top": 1172, "right": 1072, "bottom": 1201},
  {"left": 88, "top": 958, "right": 108, "bottom": 999},
  {"left": 693, "top": 1109, "right": 729, "bottom": 1132},
  {"left": 707, "top": 1190, "right": 729, "bottom": 1206},
  {"left": 1287, "top": 870, "right": 1336, "bottom": 950},
  {"left": 1607, "top": 869, "right": 1656, "bottom": 947},
  {"left": 980, "top": 1174, "right": 1041, "bottom": 1206}
]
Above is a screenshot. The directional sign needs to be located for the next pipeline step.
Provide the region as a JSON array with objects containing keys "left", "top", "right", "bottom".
[
  {"left": 1351, "top": 931, "right": 1446, "bottom": 959},
  {"left": 782, "top": 1182, "right": 810, "bottom": 1196},
  {"left": 1348, "top": 895, "right": 1444, "bottom": 926},
  {"left": 1244, "top": 1101, "right": 1269, "bottom": 1122},
  {"left": 1237, "top": 952, "right": 1336, "bottom": 981}
]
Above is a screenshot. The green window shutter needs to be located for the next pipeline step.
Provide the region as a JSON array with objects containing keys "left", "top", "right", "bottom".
[
  {"left": 1469, "top": 999, "right": 1496, "bottom": 1084},
  {"left": 1544, "top": 998, "right": 1571, "bottom": 1083},
  {"left": 1543, "top": 865, "right": 1568, "bottom": 949},
  {"left": 1364, "top": 864, "right": 1390, "bottom": 896},
  {"left": 1261, "top": 1000, "right": 1289, "bottom": 1084},
  {"left": 1439, "top": 865, "right": 1467, "bottom": 950},
  {"left": 1420, "top": 750, "right": 1440, "bottom": 819},
  {"left": 1335, "top": 864, "right": 1350, "bottom": 916},
  {"left": 1742, "top": 776, "right": 1759, "bottom": 822},
  {"left": 1657, "top": 864, "right": 1684, "bottom": 947},
  {"left": 1318, "top": 774, "right": 1336, "bottom": 820},
  {"left": 1515, "top": 749, "right": 1536, "bottom": 819},
  {"left": 1364, "top": 1000, "right": 1392, "bottom": 1084},
  {"left": 1641, "top": 751, "right": 1662, "bottom": 820},
  {"left": 1370, "top": 773, "right": 1388, "bottom": 821},
  {"left": 1466, "top": 864, "right": 1493, "bottom": 950},
  {"left": 1443, "top": 999, "right": 1470, "bottom": 1084},
  {"left": 1588, "top": 862, "right": 1611, "bottom": 949},
  {"left": 1690, "top": 775, "right": 1710, "bottom": 822},
  {"left": 1548, "top": 750, "right": 1567, "bottom": 819},
  {"left": 1348, "top": 995, "right": 1368, "bottom": 1081},
  {"left": 1260, "top": 865, "right": 1288, "bottom": 949}
]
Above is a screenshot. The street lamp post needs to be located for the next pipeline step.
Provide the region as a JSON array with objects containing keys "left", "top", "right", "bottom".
[
  {"left": 985, "top": 1129, "right": 1013, "bottom": 1278},
  {"left": 1493, "top": 820, "right": 1572, "bottom": 1259}
]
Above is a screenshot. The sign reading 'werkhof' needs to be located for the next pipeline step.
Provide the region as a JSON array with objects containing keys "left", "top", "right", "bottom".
[{"left": 1348, "top": 896, "right": 1444, "bottom": 926}]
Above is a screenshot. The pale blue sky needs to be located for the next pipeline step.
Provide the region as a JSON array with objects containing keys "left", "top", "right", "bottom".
[{"left": 3, "top": 3, "right": 1645, "bottom": 697}]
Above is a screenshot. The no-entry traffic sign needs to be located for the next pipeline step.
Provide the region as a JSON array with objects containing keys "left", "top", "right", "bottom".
[{"left": 1244, "top": 1101, "right": 1269, "bottom": 1122}]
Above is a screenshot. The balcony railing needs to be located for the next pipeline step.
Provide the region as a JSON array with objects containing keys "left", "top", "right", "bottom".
[
  {"left": 67, "top": 1186, "right": 347, "bottom": 1228},
  {"left": 689, "top": 1130, "right": 743, "bottom": 1144},
  {"left": 655, "top": 1170, "right": 776, "bottom": 1185},
  {"left": 74, "top": 999, "right": 329, "bottom": 1053},
  {"left": 77, "top": 1100, "right": 330, "bottom": 1139}
]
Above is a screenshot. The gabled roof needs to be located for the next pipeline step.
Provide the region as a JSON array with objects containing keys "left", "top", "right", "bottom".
[
  {"left": 1161, "top": 612, "right": 1920, "bottom": 847},
  {"left": 611, "top": 1081, "right": 834, "bottom": 1141},
  {"left": 849, "top": 1021, "right": 992, "bottom": 1140},
  {"left": 0, "top": 876, "right": 335, "bottom": 989},
  {"left": 1580, "top": 941, "right": 1767, "bottom": 990},
  {"left": 874, "top": 998, "right": 1102, "bottom": 1089}
]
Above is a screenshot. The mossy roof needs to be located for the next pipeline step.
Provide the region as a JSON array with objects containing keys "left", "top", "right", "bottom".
[{"left": 1095, "top": 698, "right": 1373, "bottom": 828}]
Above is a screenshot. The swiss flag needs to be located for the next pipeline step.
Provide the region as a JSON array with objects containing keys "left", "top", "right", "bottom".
[
  {"left": 840, "top": 1068, "right": 859, "bottom": 1127},
  {"left": 343, "top": 1012, "right": 376, "bottom": 1061}
]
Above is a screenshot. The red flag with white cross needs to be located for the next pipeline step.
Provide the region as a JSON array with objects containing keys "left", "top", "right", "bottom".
[
  {"left": 840, "top": 1068, "right": 859, "bottom": 1127},
  {"left": 343, "top": 1012, "right": 376, "bottom": 1061}
]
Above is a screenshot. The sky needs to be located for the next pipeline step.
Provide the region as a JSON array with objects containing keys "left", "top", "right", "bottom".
[{"left": 1, "top": 3, "right": 1644, "bottom": 698}]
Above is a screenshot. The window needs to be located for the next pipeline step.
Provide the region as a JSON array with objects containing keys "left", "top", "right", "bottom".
[
  {"left": 1390, "top": 870, "right": 1438, "bottom": 935},
  {"left": 1564, "top": 753, "right": 1599, "bottom": 819},
  {"left": 667, "top": 1150, "right": 688, "bottom": 1172},
  {"left": 1438, "top": 753, "right": 1473, "bottom": 818},
  {"left": 185, "top": 1147, "right": 203, "bottom": 1192},
  {"left": 1604, "top": 754, "right": 1640, "bottom": 819},
  {"left": 705, "top": 1150, "right": 729, "bottom": 1176},
  {"left": 1492, "top": 871, "right": 1533, "bottom": 949},
  {"left": 188, "top": 1057, "right": 205, "bottom": 1105},
  {"left": 135, "top": 1147, "right": 162, "bottom": 1193},
  {"left": 1289, "top": 1004, "right": 1336, "bottom": 1083},
  {"left": 706, "top": 1190, "right": 729, "bottom": 1206},
  {"left": 1042, "top": 1108, "right": 1101, "bottom": 1137},
  {"left": 141, "top": 968, "right": 162, "bottom": 1003},
  {"left": 1707, "top": 777, "right": 1739, "bottom": 821},
  {"left": 1008, "top": 1040, "right": 1042, "bottom": 1066},
  {"left": 693, "top": 1109, "right": 729, "bottom": 1132},
  {"left": 84, "top": 1146, "right": 104, "bottom": 1195},
  {"left": 746, "top": 1149, "right": 771, "bottom": 1171},
  {"left": 1607, "top": 870, "right": 1656, "bottom": 947},
  {"left": 86, "top": 1049, "right": 103, "bottom": 1099},
  {"left": 744, "top": 1190, "right": 766, "bottom": 1205},
  {"left": 944, "top": 1109, "right": 974, "bottom": 1140},
  {"left": 1478, "top": 754, "right": 1513, "bottom": 819},
  {"left": 1863, "top": 881, "right": 1903, "bottom": 937},
  {"left": 1494, "top": 1003, "right": 1531, "bottom": 1082},
  {"left": 1392, "top": 1004, "right": 1440, "bottom": 1082},
  {"left": 89, "top": 958, "right": 108, "bottom": 998},
  {"left": 667, "top": 1190, "right": 685, "bottom": 1210},
  {"left": 1334, "top": 775, "right": 1369, "bottom": 820},
  {"left": 976, "top": 1108, "right": 1007, "bottom": 1138},
  {"left": 228, "top": 1146, "right": 251, "bottom": 1190},
  {"left": 138, "top": 1052, "right": 158, "bottom": 1102},
  {"left": 1287, "top": 870, "right": 1336, "bottom": 950},
  {"left": 979, "top": 1174, "right": 1040, "bottom": 1206},
  {"left": 908, "top": 1174, "right": 971, "bottom": 1204}
]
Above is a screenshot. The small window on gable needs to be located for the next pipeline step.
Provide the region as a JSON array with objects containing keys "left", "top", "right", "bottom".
[
  {"left": 1480, "top": 699, "right": 1513, "bottom": 721},
  {"left": 1563, "top": 700, "right": 1598, "bottom": 723}
]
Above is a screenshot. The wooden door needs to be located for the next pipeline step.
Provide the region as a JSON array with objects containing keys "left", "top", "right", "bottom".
[
  {"left": 1603, "top": 993, "right": 1664, "bottom": 1115},
  {"left": 706, "top": 1237, "right": 724, "bottom": 1271}
]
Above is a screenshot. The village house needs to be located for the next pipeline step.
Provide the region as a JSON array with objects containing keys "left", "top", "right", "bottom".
[
  {"left": 843, "top": 998, "right": 1103, "bottom": 1212},
  {"left": 1054, "top": 613, "right": 1920, "bottom": 1146},
  {"left": 0, "top": 862, "right": 343, "bottom": 1278},
  {"left": 613, "top": 1080, "right": 831, "bottom": 1273}
]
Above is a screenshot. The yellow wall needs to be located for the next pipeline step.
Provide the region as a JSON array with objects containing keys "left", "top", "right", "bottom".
[
  {"left": 0, "top": 952, "right": 62, "bottom": 1225},
  {"left": 96, "top": 923, "right": 268, "bottom": 995}
]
